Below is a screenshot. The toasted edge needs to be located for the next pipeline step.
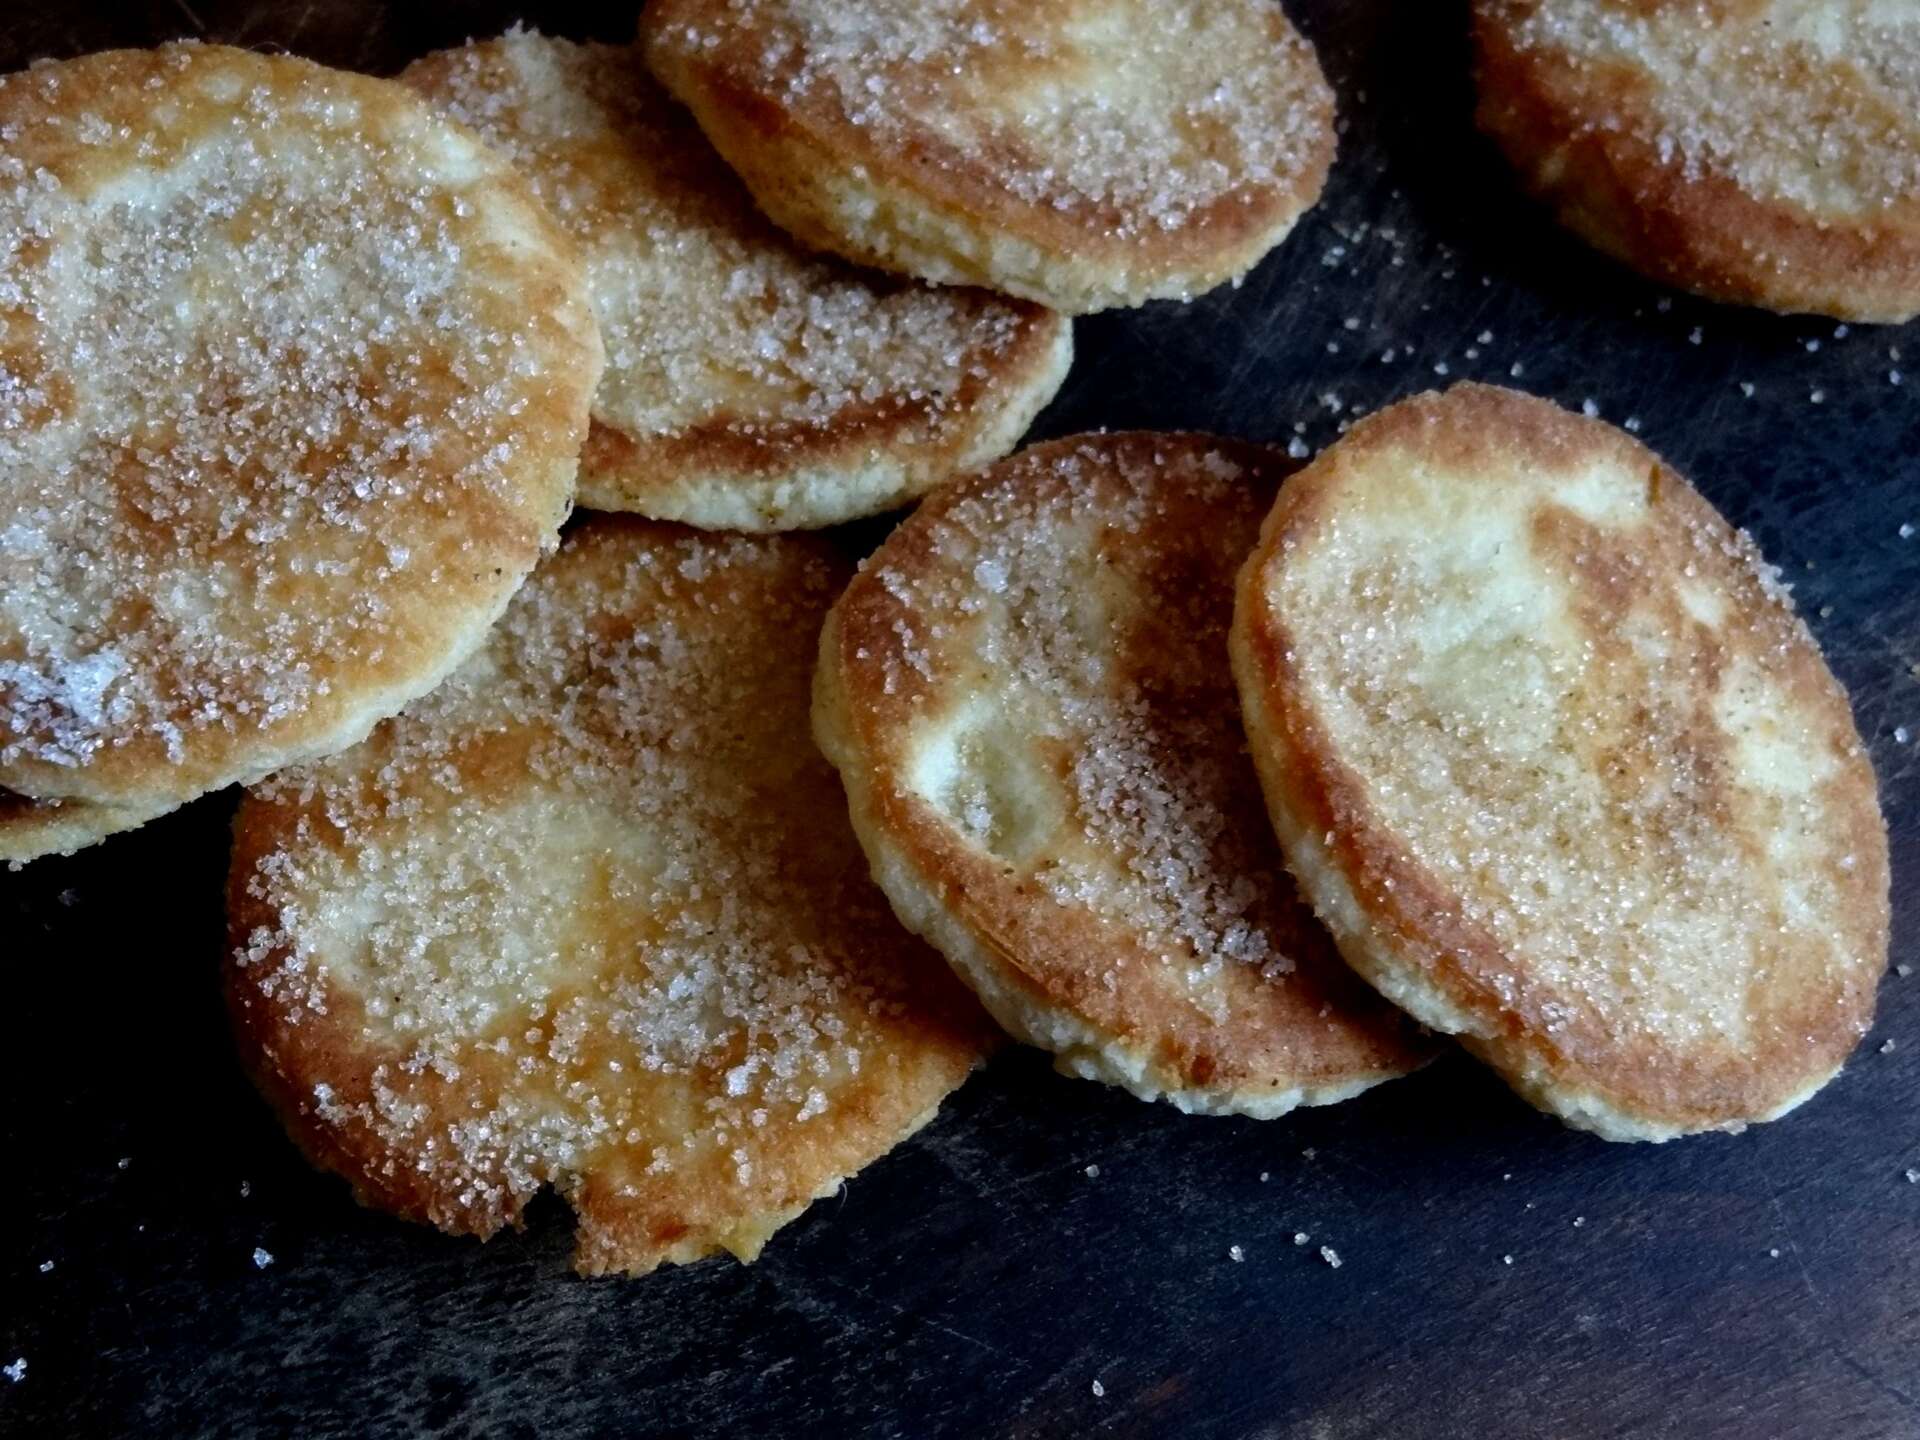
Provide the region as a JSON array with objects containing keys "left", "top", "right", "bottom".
[
  {"left": 577, "top": 313, "right": 1072, "bottom": 528},
  {"left": 641, "top": 7, "right": 1336, "bottom": 313},
  {"left": 1472, "top": 1, "right": 1920, "bottom": 322}
]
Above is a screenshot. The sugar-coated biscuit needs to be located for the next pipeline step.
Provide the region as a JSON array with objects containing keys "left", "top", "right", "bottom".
[
  {"left": 227, "top": 518, "right": 995, "bottom": 1276},
  {"left": 1232, "top": 384, "right": 1889, "bottom": 1140},
  {"left": 1475, "top": 0, "right": 1920, "bottom": 321},
  {"left": 643, "top": 0, "right": 1336, "bottom": 313},
  {"left": 404, "top": 32, "right": 1069, "bottom": 530},
  {"left": 815, "top": 433, "right": 1433, "bottom": 1118},
  {"left": 0, "top": 44, "right": 601, "bottom": 811}
]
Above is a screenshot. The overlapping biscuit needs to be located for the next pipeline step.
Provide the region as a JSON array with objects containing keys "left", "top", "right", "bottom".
[
  {"left": 642, "top": 0, "right": 1336, "bottom": 314},
  {"left": 1475, "top": 0, "right": 1920, "bottom": 321},
  {"left": 1232, "top": 384, "right": 1890, "bottom": 1140},
  {"left": 227, "top": 517, "right": 995, "bottom": 1275},
  {"left": 402, "top": 32, "right": 1069, "bottom": 531},
  {"left": 815, "top": 434, "right": 1433, "bottom": 1117},
  {"left": 0, "top": 44, "right": 601, "bottom": 815}
]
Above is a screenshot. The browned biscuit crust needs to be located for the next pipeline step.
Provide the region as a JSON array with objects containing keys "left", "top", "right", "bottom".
[
  {"left": 0, "top": 786, "right": 171, "bottom": 865},
  {"left": 227, "top": 518, "right": 995, "bottom": 1275},
  {"left": 1232, "top": 383, "right": 1889, "bottom": 1140},
  {"left": 403, "top": 33, "right": 1069, "bottom": 530},
  {"left": 0, "top": 44, "right": 600, "bottom": 808},
  {"left": 642, "top": 0, "right": 1336, "bottom": 313},
  {"left": 1474, "top": 0, "right": 1920, "bottom": 321},
  {"left": 815, "top": 433, "right": 1433, "bottom": 1116}
]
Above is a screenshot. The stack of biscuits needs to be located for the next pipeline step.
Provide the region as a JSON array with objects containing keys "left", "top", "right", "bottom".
[{"left": 0, "top": 0, "right": 1898, "bottom": 1277}]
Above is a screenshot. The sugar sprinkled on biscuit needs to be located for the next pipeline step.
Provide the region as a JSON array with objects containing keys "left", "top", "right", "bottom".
[
  {"left": 0, "top": 44, "right": 598, "bottom": 806},
  {"left": 228, "top": 519, "right": 990, "bottom": 1275}
]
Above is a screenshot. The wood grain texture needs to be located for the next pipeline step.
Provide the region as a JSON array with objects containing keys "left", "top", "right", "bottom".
[{"left": 3, "top": 3, "right": 1916, "bottom": 1438}]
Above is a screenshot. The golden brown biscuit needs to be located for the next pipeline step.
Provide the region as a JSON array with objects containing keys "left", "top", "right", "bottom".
[
  {"left": 0, "top": 44, "right": 601, "bottom": 811},
  {"left": 642, "top": 0, "right": 1336, "bottom": 314},
  {"left": 227, "top": 517, "right": 994, "bottom": 1276},
  {"left": 1475, "top": 0, "right": 1920, "bottom": 321},
  {"left": 402, "top": 31, "right": 1070, "bottom": 530},
  {"left": 0, "top": 786, "right": 170, "bottom": 866},
  {"left": 1232, "top": 384, "right": 1890, "bottom": 1140},
  {"left": 814, "top": 434, "right": 1433, "bottom": 1117}
]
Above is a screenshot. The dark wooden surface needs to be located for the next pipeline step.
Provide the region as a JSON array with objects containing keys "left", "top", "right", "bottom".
[{"left": 4, "top": 4, "right": 1918, "bottom": 1437}]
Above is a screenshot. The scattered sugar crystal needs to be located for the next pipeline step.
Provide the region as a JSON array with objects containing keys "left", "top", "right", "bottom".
[
  {"left": 37, "top": 1261, "right": 52, "bottom": 1273},
  {"left": 1906, "top": 1169, "right": 1919, "bottom": 1184},
  {"left": 1899, "top": 523, "right": 1914, "bottom": 539},
  {"left": 3, "top": 1359, "right": 22, "bottom": 1384},
  {"left": 1740, "top": 382, "right": 1755, "bottom": 397},
  {"left": 1228, "top": 1245, "right": 1245, "bottom": 1262},
  {"left": 1502, "top": 1255, "right": 1515, "bottom": 1266},
  {"left": 1580, "top": 398, "right": 1599, "bottom": 417},
  {"left": 1319, "top": 1245, "right": 1342, "bottom": 1269},
  {"left": 1895, "top": 727, "right": 1911, "bottom": 744},
  {"left": 1689, "top": 327, "right": 1703, "bottom": 345},
  {"left": 1084, "top": 1163, "right": 1101, "bottom": 1178},
  {"left": 1294, "top": 1232, "right": 1310, "bottom": 1246},
  {"left": 251, "top": 1247, "right": 274, "bottom": 1269},
  {"left": 1809, "top": 389, "right": 1825, "bottom": 404},
  {"left": 1882, "top": 1039, "right": 1896, "bottom": 1054},
  {"left": 1091, "top": 1380, "right": 1106, "bottom": 1398}
]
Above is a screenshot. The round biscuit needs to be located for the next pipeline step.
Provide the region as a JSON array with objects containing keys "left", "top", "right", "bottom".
[
  {"left": 0, "top": 44, "right": 602, "bottom": 810},
  {"left": 641, "top": 0, "right": 1336, "bottom": 314},
  {"left": 226, "top": 517, "right": 995, "bottom": 1276},
  {"left": 814, "top": 433, "right": 1434, "bottom": 1118},
  {"left": 1231, "top": 383, "right": 1890, "bottom": 1141},
  {"left": 402, "top": 32, "right": 1070, "bottom": 530},
  {"left": 1474, "top": 0, "right": 1920, "bottom": 321}
]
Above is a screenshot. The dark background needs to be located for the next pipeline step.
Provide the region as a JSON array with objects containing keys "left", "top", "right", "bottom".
[{"left": 5, "top": 3, "right": 1918, "bottom": 1437}]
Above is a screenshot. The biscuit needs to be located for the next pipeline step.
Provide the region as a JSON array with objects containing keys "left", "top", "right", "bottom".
[
  {"left": 226, "top": 517, "right": 994, "bottom": 1276},
  {"left": 1232, "top": 384, "right": 1890, "bottom": 1140},
  {"left": 0, "top": 44, "right": 601, "bottom": 811},
  {"left": 403, "top": 32, "right": 1070, "bottom": 530},
  {"left": 814, "top": 434, "right": 1433, "bottom": 1117},
  {"left": 1474, "top": 0, "right": 1920, "bottom": 321},
  {"left": 0, "top": 787, "right": 170, "bottom": 866},
  {"left": 642, "top": 0, "right": 1336, "bottom": 314}
]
